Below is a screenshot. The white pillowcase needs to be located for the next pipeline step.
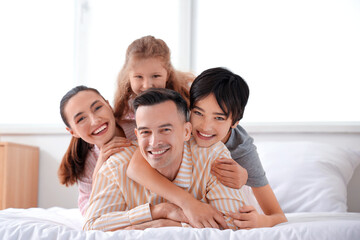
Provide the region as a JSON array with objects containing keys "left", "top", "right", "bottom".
[{"left": 256, "top": 141, "right": 360, "bottom": 213}]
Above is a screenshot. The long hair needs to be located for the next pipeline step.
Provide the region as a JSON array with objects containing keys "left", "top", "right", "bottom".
[
  {"left": 113, "top": 35, "right": 194, "bottom": 121},
  {"left": 58, "top": 85, "right": 103, "bottom": 186}
]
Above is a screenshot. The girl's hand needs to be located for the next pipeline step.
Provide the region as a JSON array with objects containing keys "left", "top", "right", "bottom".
[
  {"left": 93, "top": 137, "right": 132, "bottom": 181},
  {"left": 182, "top": 199, "right": 229, "bottom": 229},
  {"left": 211, "top": 158, "right": 248, "bottom": 189},
  {"left": 228, "top": 205, "right": 267, "bottom": 229}
]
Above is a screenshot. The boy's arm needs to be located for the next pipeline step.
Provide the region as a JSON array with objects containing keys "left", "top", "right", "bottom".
[
  {"left": 127, "top": 148, "right": 228, "bottom": 229},
  {"left": 229, "top": 185, "right": 287, "bottom": 228}
]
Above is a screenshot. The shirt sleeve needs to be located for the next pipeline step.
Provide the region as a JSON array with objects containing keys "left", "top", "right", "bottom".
[
  {"left": 204, "top": 144, "right": 247, "bottom": 230},
  {"left": 226, "top": 125, "right": 269, "bottom": 187},
  {"left": 77, "top": 149, "right": 97, "bottom": 216},
  {"left": 83, "top": 159, "right": 152, "bottom": 231},
  {"left": 77, "top": 176, "right": 92, "bottom": 216}
]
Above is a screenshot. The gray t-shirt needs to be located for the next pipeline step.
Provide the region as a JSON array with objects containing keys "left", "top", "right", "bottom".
[{"left": 225, "top": 125, "right": 268, "bottom": 187}]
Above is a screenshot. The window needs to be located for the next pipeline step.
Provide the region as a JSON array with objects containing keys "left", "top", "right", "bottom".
[
  {"left": 80, "top": 0, "right": 184, "bottom": 106},
  {"left": 193, "top": 0, "right": 360, "bottom": 122},
  {"left": 1, "top": 0, "right": 359, "bottom": 128},
  {"left": 0, "top": 0, "right": 74, "bottom": 125}
]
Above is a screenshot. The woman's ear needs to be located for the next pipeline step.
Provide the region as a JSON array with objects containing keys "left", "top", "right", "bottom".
[
  {"left": 231, "top": 120, "right": 240, "bottom": 129},
  {"left": 66, "top": 127, "right": 80, "bottom": 138}
]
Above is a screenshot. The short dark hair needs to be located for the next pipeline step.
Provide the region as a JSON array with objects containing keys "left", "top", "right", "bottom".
[
  {"left": 133, "top": 88, "right": 189, "bottom": 122},
  {"left": 190, "top": 67, "right": 249, "bottom": 125}
]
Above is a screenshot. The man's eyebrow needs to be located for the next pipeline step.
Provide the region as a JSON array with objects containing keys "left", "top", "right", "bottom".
[
  {"left": 137, "top": 126, "right": 149, "bottom": 131},
  {"left": 193, "top": 105, "right": 226, "bottom": 116},
  {"left": 159, "top": 124, "right": 173, "bottom": 128},
  {"left": 137, "top": 124, "right": 173, "bottom": 131}
]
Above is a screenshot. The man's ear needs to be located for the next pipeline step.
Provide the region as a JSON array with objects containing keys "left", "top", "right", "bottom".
[
  {"left": 134, "top": 128, "right": 139, "bottom": 139},
  {"left": 231, "top": 120, "right": 239, "bottom": 129},
  {"left": 184, "top": 122, "right": 192, "bottom": 141},
  {"left": 66, "top": 127, "right": 80, "bottom": 138}
]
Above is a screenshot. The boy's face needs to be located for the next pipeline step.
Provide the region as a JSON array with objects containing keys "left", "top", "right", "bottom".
[{"left": 190, "top": 93, "right": 238, "bottom": 147}]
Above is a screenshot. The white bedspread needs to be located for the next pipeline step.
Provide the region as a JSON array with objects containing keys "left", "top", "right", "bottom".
[{"left": 0, "top": 207, "right": 359, "bottom": 240}]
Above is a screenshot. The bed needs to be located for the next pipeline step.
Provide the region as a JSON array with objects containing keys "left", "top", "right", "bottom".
[{"left": 1, "top": 141, "right": 359, "bottom": 240}]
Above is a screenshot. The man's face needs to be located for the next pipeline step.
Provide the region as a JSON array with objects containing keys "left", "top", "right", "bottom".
[{"left": 135, "top": 100, "right": 191, "bottom": 177}]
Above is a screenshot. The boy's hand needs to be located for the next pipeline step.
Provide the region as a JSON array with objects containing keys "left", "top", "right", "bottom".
[
  {"left": 228, "top": 205, "right": 267, "bottom": 229},
  {"left": 211, "top": 158, "right": 248, "bottom": 189}
]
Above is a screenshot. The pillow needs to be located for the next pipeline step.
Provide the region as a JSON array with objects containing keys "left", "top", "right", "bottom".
[{"left": 256, "top": 141, "right": 360, "bottom": 213}]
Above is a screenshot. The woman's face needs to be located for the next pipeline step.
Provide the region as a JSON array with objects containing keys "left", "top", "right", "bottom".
[
  {"left": 128, "top": 57, "right": 168, "bottom": 95},
  {"left": 190, "top": 93, "right": 238, "bottom": 147},
  {"left": 64, "top": 90, "right": 116, "bottom": 148}
]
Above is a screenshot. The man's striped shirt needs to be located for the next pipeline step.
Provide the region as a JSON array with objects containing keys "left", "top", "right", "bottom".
[{"left": 83, "top": 137, "right": 250, "bottom": 231}]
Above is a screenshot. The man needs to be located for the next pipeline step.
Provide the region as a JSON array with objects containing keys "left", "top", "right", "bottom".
[{"left": 83, "top": 88, "right": 248, "bottom": 231}]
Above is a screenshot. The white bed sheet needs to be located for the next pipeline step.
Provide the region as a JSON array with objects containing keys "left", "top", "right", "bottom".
[{"left": 0, "top": 207, "right": 359, "bottom": 240}]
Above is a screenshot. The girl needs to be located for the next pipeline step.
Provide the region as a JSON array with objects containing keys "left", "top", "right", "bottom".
[
  {"left": 113, "top": 35, "right": 194, "bottom": 135},
  {"left": 127, "top": 68, "right": 287, "bottom": 229},
  {"left": 58, "top": 86, "right": 134, "bottom": 216}
]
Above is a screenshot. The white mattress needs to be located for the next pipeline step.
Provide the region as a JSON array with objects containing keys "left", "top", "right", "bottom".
[{"left": 0, "top": 207, "right": 359, "bottom": 240}]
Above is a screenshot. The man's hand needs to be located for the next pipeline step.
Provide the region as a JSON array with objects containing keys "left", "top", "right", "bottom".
[
  {"left": 124, "top": 219, "right": 181, "bottom": 230},
  {"left": 211, "top": 158, "right": 248, "bottom": 189},
  {"left": 228, "top": 205, "right": 267, "bottom": 229},
  {"left": 93, "top": 137, "right": 132, "bottom": 181},
  {"left": 150, "top": 202, "right": 188, "bottom": 223},
  {"left": 181, "top": 199, "right": 228, "bottom": 229}
]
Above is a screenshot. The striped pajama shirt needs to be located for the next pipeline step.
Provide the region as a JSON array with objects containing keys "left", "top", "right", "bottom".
[{"left": 83, "top": 137, "right": 249, "bottom": 231}]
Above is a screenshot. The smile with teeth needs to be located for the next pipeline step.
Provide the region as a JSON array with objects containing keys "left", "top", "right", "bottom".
[
  {"left": 198, "top": 131, "right": 214, "bottom": 138},
  {"left": 93, "top": 124, "right": 107, "bottom": 135},
  {"left": 151, "top": 149, "right": 167, "bottom": 155}
]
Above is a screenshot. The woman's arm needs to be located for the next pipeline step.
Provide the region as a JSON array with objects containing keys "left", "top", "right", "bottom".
[
  {"left": 127, "top": 148, "right": 228, "bottom": 229},
  {"left": 229, "top": 185, "right": 287, "bottom": 228},
  {"left": 93, "top": 136, "right": 132, "bottom": 181}
]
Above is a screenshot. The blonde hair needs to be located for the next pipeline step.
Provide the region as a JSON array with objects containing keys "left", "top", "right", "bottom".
[{"left": 113, "top": 35, "right": 194, "bottom": 120}]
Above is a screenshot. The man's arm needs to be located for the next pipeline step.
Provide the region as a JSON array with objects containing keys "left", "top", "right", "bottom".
[
  {"left": 124, "top": 219, "right": 182, "bottom": 230},
  {"left": 83, "top": 153, "right": 189, "bottom": 231},
  {"left": 203, "top": 143, "right": 249, "bottom": 230},
  {"left": 83, "top": 157, "right": 153, "bottom": 231}
]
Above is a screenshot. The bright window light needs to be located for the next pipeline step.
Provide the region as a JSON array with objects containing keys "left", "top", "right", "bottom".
[{"left": 194, "top": 0, "right": 360, "bottom": 122}]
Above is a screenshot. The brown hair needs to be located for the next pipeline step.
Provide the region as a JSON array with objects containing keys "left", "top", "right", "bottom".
[
  {"left": 113, "top": 35, "right": 194, "bottom": 120},
  {"left": 58, "top": 86, "right": 103, "bottom": 186}
]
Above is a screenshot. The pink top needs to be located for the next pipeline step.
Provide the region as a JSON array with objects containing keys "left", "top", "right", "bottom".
[{"left": 77, "top": 121, "right": 137, "bottom": 216}]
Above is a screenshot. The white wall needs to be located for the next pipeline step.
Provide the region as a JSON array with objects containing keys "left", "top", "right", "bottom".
[
  {"left": 1, "top": 124, "right": 359, "bottom": 210},
  {"left": 0, "top": 132, "right": 78, "bottom": 208}
]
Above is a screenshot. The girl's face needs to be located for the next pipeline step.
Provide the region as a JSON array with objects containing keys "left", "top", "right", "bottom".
[
  {"left": 190, "top": 93, "right": 238, "bottom": 148},
  {"left": 129, "top": 57, "right": 168, "bottom": 95},
  {"left": 64, "top": 90, "right": 116, "bottom": 148}
]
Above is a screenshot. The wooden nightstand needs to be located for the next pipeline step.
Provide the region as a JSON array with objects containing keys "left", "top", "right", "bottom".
[{"left": 0, "top": 142, "right": 39, "bottom": 209}]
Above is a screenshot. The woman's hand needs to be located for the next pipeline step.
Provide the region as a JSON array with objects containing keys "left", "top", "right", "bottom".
[
  {"left": 228, "top": 205, "right": 267, "bottom": 229},
  {"left": 181, "top": 199, "right": 228, "bottom": 229},
  {"left": 93, "top": 137, "right": 132, "bottom": 181},
  {"left": 211, "top": 158, "right": 248, "bottom": 189}
]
